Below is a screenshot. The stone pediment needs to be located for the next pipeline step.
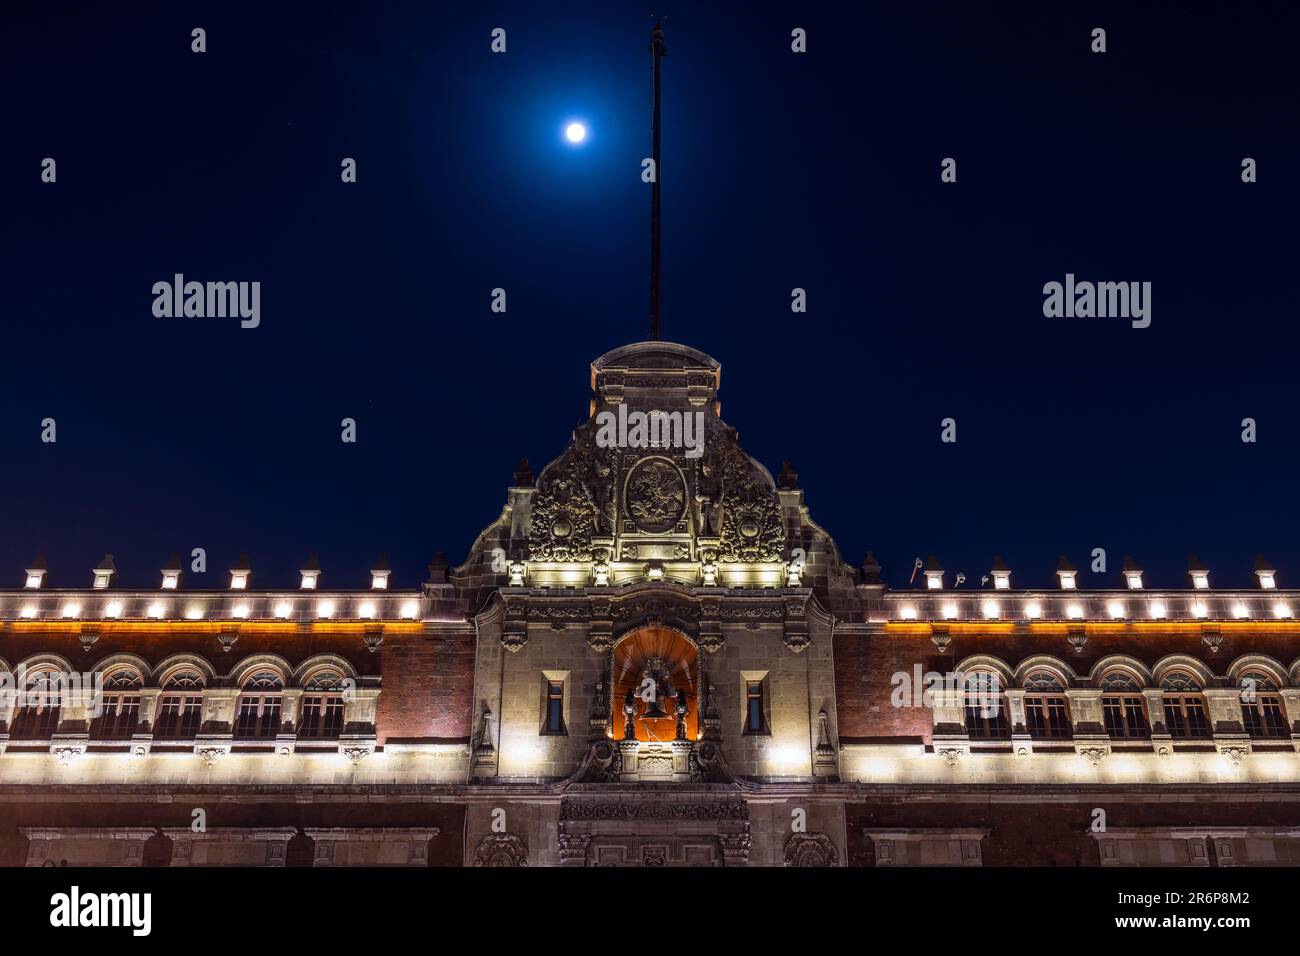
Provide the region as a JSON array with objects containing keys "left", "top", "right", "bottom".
[
  {"left": 525, "top": 342, "right": 786, "bottom": 586},
  {"left": 455, "top": 339, "right": 856, "bottom": 609}
]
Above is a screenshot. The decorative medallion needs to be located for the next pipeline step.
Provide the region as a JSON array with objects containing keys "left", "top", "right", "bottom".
[
  {"left": 784, "top": 832, "right": 839, "bottom": 868},
  {"left": 473, "top": 832, "right": 529, "bottom": 867},
  {"left": 624, "top": 457, "right": 686, "bottom": 533}
]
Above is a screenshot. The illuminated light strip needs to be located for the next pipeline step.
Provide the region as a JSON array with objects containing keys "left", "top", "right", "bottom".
[
  {"left": 0, "top": 619, "right": 427, "bottom": 635},
  {"left": 883, "top": 622, "right": 1017, "bottom": 635},
  {"left": 881, "top": 619, "right": 1300, "bottom": 636}
]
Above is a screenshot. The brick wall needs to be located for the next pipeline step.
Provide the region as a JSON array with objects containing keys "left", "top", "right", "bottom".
[
  {"left": 835, "top": 625, "right": 1300, "bottom": 744},
  {"left": 376, "top": 632, "right": 475, "bottom": 744},
  {"left": 834, "top": 631, "right": 938, "bottom": 744}
]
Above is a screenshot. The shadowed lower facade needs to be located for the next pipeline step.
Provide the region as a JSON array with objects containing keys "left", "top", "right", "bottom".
[{"left": 3, "top": 340, "right": 1300, "bottom": 867}]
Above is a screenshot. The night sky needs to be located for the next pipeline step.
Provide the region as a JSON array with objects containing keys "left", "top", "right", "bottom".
[{"left": 3, "top": 1, "right": 1298, "bottom": 591}]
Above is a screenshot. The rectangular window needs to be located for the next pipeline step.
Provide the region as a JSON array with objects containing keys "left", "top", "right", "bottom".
[
  {"left": 235, "top": 696, "right": 282, "bottom": 739},
  {"left": 964, "top": 698, "right": 1009, "bottom": 739},
  {"left": 1025, "top": 695, "right": 1071, "bottom": 739},
  {"left": 1164, "top": 696, "right": 1210, "bottom": 739},
  {"left": 299, "top": 694, "right": 345, "bottom": 739},
  {"left": 1103, "top": 695, "right": 1150, "bottom": 738},
  {"left": 1243, "top": 695, "right": 1288, "bottom": 739},
  {"left": 540, "top": 679, "right": 566, "bottom": 735},
  {"left": 90, "top": 694, "right": 140, "bottom": 739},
  {"left": 745, "top": 681, "right": 765, "bottom": 734},
  {"left": 10, "top": 703, "right": 60, "bottom": 740},
  {"left": 155, "top": 695, "right": 203, "bottom": 739}
]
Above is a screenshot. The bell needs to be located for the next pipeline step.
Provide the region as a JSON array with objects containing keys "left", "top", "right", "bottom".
[{"left": 641, "top": 695, "right": 670, "bottom": 721}]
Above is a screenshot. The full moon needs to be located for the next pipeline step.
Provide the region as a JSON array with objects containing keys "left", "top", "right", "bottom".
[{"left": 565, "top": 122, "right": 586, "bottom": 143}]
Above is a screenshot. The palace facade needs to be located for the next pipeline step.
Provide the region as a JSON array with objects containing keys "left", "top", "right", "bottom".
[{"left": 3, "top": 339, "right": 1300, "bottom": 867}]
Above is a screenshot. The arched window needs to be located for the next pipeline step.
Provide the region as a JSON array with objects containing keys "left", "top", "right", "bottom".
[
  {"left": 235, "top": 671, "right": 284, "bottom": 739},
  {"left": 1161, "top": 673, "right": 1210, "bottom": 739},
  {"left": 9, "top": 670, "right": 62, "bottom": 740},
  {"left": 155, "top": 670, "right": 205, "bottom": 740},
  {"left": 1239, "top": 673, "right": 1288, "bottom": 739},
  {"left": 1100, "top": 672, "right": 1149, "bottom": 739},
  {"left": 963, "top": 671, "right": 1008, "bottom": 739},
  {"left": 298, "top": 671, "right": 347, "bottom": 740},
  {"left": 1024, "top": 672, "right": 1071, "bottom": 739},
  {"left": 90, "top": 670, "right": 143, "bottom": 739}
]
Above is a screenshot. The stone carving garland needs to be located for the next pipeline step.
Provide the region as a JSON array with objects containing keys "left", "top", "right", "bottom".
[
  {"left": 528, "top": 444, "right": 616, "bottom": 561},
  {"left": 561, "top": 799, "right": 749, "bottom": 821}
]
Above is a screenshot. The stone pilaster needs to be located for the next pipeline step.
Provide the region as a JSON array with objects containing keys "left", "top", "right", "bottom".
[
  {"left": 0, "top": 683, "right": 16, "bottom": 755},
  {"left": 1205, "top": 688, "right": 1251, "bottom": 759},
  {"left": 339, "top": 685, "right": 381, "bottom": 760},
  {"left": 813, "top": 707, "right": 838, "bottom": 779},
  {"left": 1142, "top": 688, "right": 1173, "bottom": 755},
  {"left": 194, "top": 687, "right": 237, "bottom": 760},
  {"left": 277, "top": 688, "right": 303, "bottom": 755},
  {"left": 49, "top": 674, "right": 93, "bottom": 760},
  {"left": 1004, "top": 689, "right": 1032, "bottom": 755},
  {"left": 1279, "top": 688, "right": 1300, "bottom": 752},
  {"left": 1066, "top": 688, "right": 1111, "bottom": 761},
  {"left": 472, "top": 706, "right": 497, "bottom": 778},
  {"left": 131, "top": 688, "right": 161, "bottom": 756},
  {"left": 930, "top": 685, "right": 970, "bottom": 759}
]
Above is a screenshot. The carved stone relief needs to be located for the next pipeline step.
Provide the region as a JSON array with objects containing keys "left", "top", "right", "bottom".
[
  {"left": 784, "top": 832, "right": 839, "bottom": 867},
  {"left": 473, "top": 832, "right": 529, "bottom": 867}
]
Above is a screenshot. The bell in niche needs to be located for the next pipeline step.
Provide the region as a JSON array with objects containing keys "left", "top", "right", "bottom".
[
  {"left": 641, "top": 695, "right": 670, "bottom": 720},
  {"left": 637, "top": 657, "right": 675, "bottom": 722}
]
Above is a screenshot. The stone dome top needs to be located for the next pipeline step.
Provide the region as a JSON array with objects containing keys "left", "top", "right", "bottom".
[{"left": 590, "top": 341, "right": 721, "bottom": 408}]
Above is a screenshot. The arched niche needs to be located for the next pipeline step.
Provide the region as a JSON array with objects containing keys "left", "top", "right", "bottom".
[{"left": 610, "top": 626, "right": 699, "bottom": 743}]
